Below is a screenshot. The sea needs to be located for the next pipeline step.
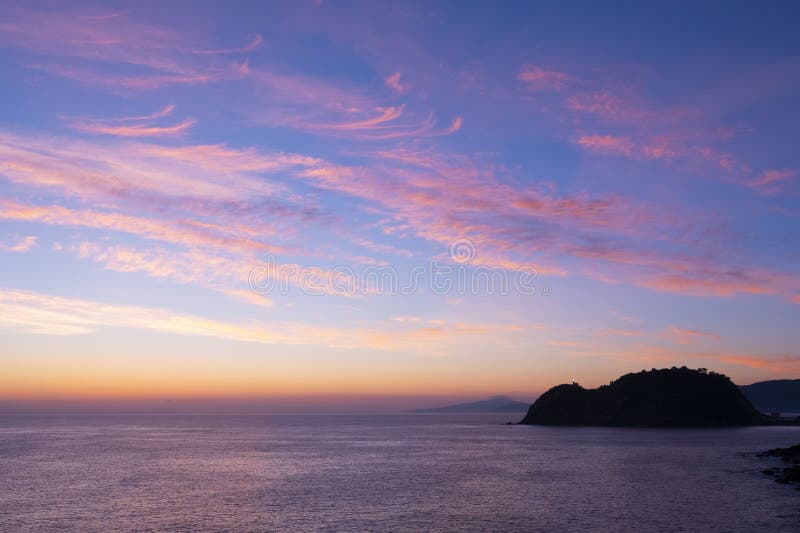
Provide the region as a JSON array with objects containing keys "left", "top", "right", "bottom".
[{"left": 1, "top": 413, "right": 799, "bottom": 532}]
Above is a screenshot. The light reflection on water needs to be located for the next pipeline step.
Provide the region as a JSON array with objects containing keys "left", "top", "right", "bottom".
[{"left": 1, "top": 413, "right": 799, "bottom": 531}]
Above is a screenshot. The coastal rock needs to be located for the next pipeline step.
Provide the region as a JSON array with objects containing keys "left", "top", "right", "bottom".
[
  {"left": 519, "top": 367, "right": 765, "bottom": 427},
  {"left": 759, "top": 444, "right": 800, "bottom": 485}
]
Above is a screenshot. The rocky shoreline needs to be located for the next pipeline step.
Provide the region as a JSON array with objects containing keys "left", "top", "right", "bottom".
[{"left": 759, "top": 444, "right": 800, "bottom": 486}]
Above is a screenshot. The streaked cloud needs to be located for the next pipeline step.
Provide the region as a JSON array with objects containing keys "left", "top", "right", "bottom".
[
  {"left": 0, "top": 235, "right": 37, "bottom": 253},
  {"left": 576, "top": 135, "right": 635, "bottom": 157},
  {"left": 518, "top": 65, "right": 569, "bottom": 91},
  {"left": 0, "top": 288, "right": 520, "bottom": 352},
  {"left": 0, "top": 199, "right": 282, "bottom": 255},
  {"left": 747, "top": 169, "right": 796, "bottom": 195},
  {"left": 298, "top": 105, "right": 405, "bottom": 131},
  {"left": 385, "top": 72, "right": 409, "bottom": 94},
  {"left": 64, "top": 104, "right": 195, "bottom": 137},
  {"left": 194, "top": 34, "right": 263, "bottom": 55},
  {"left": 599, "top": 329, "right": 643, "bottom": 337},
  {"left": 664, "top": 326, "right": 721, "bottom": 344},
  {"left": 716, "top": 355, "right": 800, "bottom": 372}
]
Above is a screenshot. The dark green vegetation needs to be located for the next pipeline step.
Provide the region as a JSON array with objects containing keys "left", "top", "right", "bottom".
[
  {"left": 414, "top": 395, "right": 529, "bottom": 413},
  {"left": 739, "top": 379, "right": 800, "bottom": 414},
  {"left": 520, "top": 367, "right": 765, "bottom": 427},
  {"left": 759, "top": 445, "right": 800, "bottom": 485}
]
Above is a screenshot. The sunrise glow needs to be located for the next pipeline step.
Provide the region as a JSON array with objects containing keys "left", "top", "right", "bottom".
[{"left": 1, "top": 2, "right": 799, "bottom": 412}]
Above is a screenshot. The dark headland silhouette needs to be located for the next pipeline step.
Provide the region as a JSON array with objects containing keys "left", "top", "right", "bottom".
[
  {"left": 739, "top": 379, "right": 800, "bottom": 414},
  {"left": 414, "top": 395, "right": 529, "bottom": 413},
  {"left": 520, "top": 367, "right": 768, "bottom": 427}
]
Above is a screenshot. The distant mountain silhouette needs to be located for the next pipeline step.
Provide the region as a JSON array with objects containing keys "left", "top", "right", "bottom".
[
  {"left": 520, "top": 367, "right": 765, "bottom": 427},
  {"left": 414, "top": 395, "right": 529, "bottom": 413},
  {"left": 739, "top": 379, "right": 800, "bottom": 413}
]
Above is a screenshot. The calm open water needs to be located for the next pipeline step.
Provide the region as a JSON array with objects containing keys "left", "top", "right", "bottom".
[{"left": 1, "top": 413, "right": 799, "bottom": 532}]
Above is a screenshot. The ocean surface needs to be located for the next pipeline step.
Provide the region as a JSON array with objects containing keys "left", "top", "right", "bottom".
[{"left": 1, "top": 413, "right": 799, "bottom": 532}]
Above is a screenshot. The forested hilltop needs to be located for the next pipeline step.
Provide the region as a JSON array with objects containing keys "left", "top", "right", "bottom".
[{"left": 520, "top": 367, "right": 765, "bottom": 427}]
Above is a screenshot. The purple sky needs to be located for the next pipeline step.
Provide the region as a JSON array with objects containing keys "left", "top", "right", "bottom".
[{"left": 1, "top": 1, "right": 799, "bottom": 410}]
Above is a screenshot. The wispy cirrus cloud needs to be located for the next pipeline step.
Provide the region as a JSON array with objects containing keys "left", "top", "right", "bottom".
[
  {"left": 0, "top": 235, "right": 37, "bottom": 253},
  {"left": 576, "top": 135, "right": 635, "bottom": 157},
  {"left": 194, "top": 34, "right": 263, "bottom": 55},
  {"left": 297, "top": 105, "right": 406, "bottom": 131},
  {"left": 0, "top": 199, "right": 283, "bottom": 255},
  {"left": 716, "top": 354, "right": 800, "bottom": 372},
  {"left": 385, "top": 72, "right": 409, "bottom": 94},
  {"left": 747, "top": 169, "right": 796, "bottom": 195},
  {"left": 518, "top": 65, "right": 570, "bottom": 91},
  {"left": 69, "top": 240, "right": 362, "bottom": 301},
  {"left": 517, "top": 66, "right": 776, "bottom": 190},
  {"left": 297, "top": 146, "right": 800, "bottom": 298},
  {"left": 567, "top": 91, "right": 665, "bottom": 123},
  {"left": 2, "top": 5, "right": 455, "bottom": 145},
  {"left": 0, "top": 288, "right": 520, "bottom": 352},
  {"left": 599, "top": 329, "right": 643, "bottom": 337},
  {"left": 571, "top": 242, "right": 800, "bottom": 300},
  {"left": 3, "top": 125, "right": 795, "bottom": 303},
  {"left": 0, "top": 6, "right": 234, "bottom": 89},
  {"left": 287, "top": 105, "right": 462, "bottom": 140},
  {"left": 548, "top": 338, "right": 799, "bottom": 375},
  {"left": 664, "top": 326, "right": 721, "bottom": 344},
  {"left": 0, "top": 131, "right": 312, "bottom": 202},
  {"left": 29, "top": 62, "right": 232, "bottom": 90},
  {"left": 69, "top": 119, "right": 195, "bottom": 138},
  {"left": 640, "top": 268, "right": 796, "bottom": 299},
  {"left": 63, "top": 105, "right": 195, "bottom": 137}
]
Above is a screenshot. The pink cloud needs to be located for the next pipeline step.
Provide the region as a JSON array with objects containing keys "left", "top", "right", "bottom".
[
  {"left": 220, "top": 288, "right": 274, "bottom": 309},
  {"left": 716, "top": 355, "right": 800, "bottom": 372},
  {"left": 518, "top": 65, "right": 569, "bottom": 91},
  {"left": 0, "top": 7, "right": 242, "bottom": 91},
  {"left": 437, "top": 116, "right": 463, "bottom": 136},
  {"left": 289, "top": 106, "right": 461, "bottom": 140},
  {"left": 108, "top": 104, "right": 176, "bottom": 122},
  {"left": 0, "top": 132, "right": 318, "bottom": 202},
  {"left": 640, "top": 270, "right": 785, "bottom": 298},
  {"left": 3, "top": 127, "right": 793, "bottom": 304},
  {"left": 0, "top": 235, "right": 37, "bottom": 253},
  {"left": 194, "top": 34, "right": 263, "bottom": 55},
  {"left": 599, "top": 329, "right": 643, "bottom": 337},
  {"left": 567, "top": 92, "right": 646, "bottom": 121},
  {"left": 576, "top": 133, "right": 689, "bottom": 162},
  {"left": 3, "top": 131, "right": 793, "bottom": 307},
  {"left": 576, "top": 135, "right": 634, "bottom": 157},
  {"left": 747, "top": 169, "right": 796, "bottom": 195},
  {"left": 246, "top": 66, "right": 370, "bottom": 113},
  {"left": 555, "top": 80, "right": 793, "bottom": 199},
  {"left": 69, "top": 118, "right": 195, "bottom": 137},
  {"left": 29, "top": 63, "right": 226, "bottom": 90},
  {"left": 385, "top": 72, "right": 409, "bottom": 94},
  {"left": 664, "top": 326, "right": 720, "bottom": 344},
  {"left": 1, "top": 288, "right": 498, "bottom": 351},
  {"left": 302, "top": 105, "right": 406, "bottom": 131},
  {"left": 295, "top": 150, "right": 666, "bottom": 276},
  {"left": 0, "top": 7, "right": 182, "bottom": 64},
  {"left": 567, "top": 241, "right": 800, "bottom": 300},
  {"left": 0, "top": 199, "right": 284, "bottom": 255}
]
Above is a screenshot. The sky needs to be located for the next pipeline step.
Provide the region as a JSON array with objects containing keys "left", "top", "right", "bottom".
[{"left": 1, "top": 1, "right": 799, "bottom": 412}]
